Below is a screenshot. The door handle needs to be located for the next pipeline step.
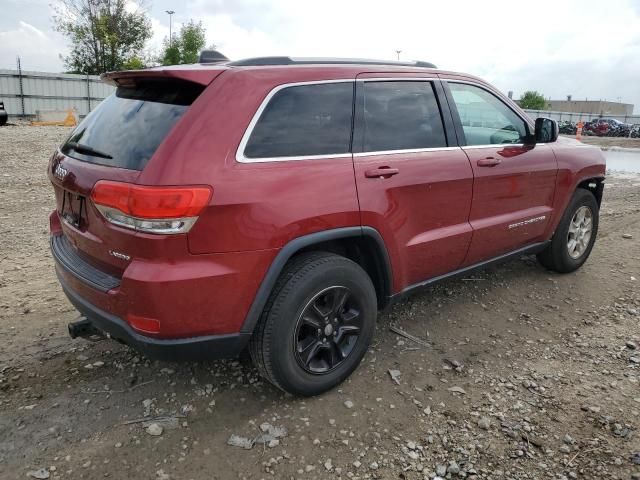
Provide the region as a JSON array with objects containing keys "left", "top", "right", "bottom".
[
  {"left": 477, "top": 157, "right": 501, "bottom": 167},
  {"left": 364, "top": 166, "right": 399, "bottom": 178}
]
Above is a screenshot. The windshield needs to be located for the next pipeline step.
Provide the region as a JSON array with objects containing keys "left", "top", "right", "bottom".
[{"left": 61, "top": 79, "right": 204, "bottom": 170}]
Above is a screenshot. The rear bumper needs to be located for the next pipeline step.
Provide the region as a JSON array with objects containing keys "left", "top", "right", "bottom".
[
  {"left": 48, "top": 205, "right": 278, "bottom": 338},
  {"left": 57, "top": 269, "right": 250, "bottom": 360},
  {"left": 48, "top": 219, "right": 276, "bottom": 359}
]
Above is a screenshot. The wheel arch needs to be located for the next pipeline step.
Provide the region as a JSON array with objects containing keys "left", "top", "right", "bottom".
[
  {"left": 240, "top": 227, "right": 393, "bottom": 334},
  {"left": 546, "top": 174, "right": 604, "bottom": 243},
  {"left": 576, "top": 176, "right": 605, "bottom": 207}
]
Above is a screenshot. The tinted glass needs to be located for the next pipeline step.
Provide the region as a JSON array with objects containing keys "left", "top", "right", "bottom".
[
  {"left": 244, "top": 82, "right": 353, "bottom": 159},
  {"left": 449, "top": 83, "right": 528, "bottom": 145},
  {"left": 61, "top": 80, "right": 203, "bottom": 170},
  {"left": 361, "top": 81, "right": 446, "bottom": 152}
]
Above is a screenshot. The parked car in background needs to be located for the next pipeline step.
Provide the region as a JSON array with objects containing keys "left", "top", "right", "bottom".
[
  {"left": 581, "top": 118, "right": 634, "bottom": 137},
  {"left": 558, "top": 119, "right": 637, "bottom": 138},
  {"left": 0, "top": 101, "right": 7, "bottom": 126},
  {"left": 600, "top": 118, "right": 632, "bottom": 137},
  {"left": 583, "top": 119, "right": 609, "bottom": 136},
  {"left": 48, "top": 55, "right": 606, "bottom": 396},
  {"left": 602, "top": 118, "right": 632, "bottom": 128}
]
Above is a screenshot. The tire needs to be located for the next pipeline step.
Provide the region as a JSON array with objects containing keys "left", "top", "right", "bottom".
[
  {"left": 537, "top": 188, "right": 599, "bottom": 273},
  {"left": 249, "top": 252, "right": 377, "bottom": 396}
]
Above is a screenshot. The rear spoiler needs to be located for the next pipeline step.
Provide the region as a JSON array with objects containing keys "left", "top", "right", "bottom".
[{"left": 101, "top": 66, "right": 227, "bottom": 87}]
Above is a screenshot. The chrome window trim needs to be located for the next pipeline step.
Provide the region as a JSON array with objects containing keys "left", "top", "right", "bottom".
[
  {"left": 461, "top": 143, "right": 524, "bottom": 150},
  {"left": 236, "top": 77, "right": 446, "bottom": 163},
  {"left": 356, "top": 77, "right": 437, "bottom": 82},
  {"left": 236, "top": 79, "right": 355, "bottom": 163},
  {"left": 461, "top": 143, "right": 548, "bottom": 150},
  {"left": 353, "top": 146, "right": 460, "bottom": 158}
]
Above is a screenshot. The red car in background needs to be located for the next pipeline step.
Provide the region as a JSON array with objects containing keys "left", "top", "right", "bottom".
[{"left": 583, "top": 119, "right": 610, "bottom": 136}]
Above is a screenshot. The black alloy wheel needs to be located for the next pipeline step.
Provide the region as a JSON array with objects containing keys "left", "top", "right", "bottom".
[
  {"left": 294, "top": 286, "right": 363, "bottom": 374},
  {"left": 249, "top": 252, "right": 377, "bottom": 396}
]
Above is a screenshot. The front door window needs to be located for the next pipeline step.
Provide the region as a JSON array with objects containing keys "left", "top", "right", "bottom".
[{"left": 449, "top": 83, "right": 529, "bottom": 146}]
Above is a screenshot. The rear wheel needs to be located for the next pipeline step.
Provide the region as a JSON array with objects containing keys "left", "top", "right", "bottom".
[
  {"left": 249, "top": 252, "right": 377, "bottom": 396},
  {"left": 537, "top": 189, "right": 599, "bottom": 273}
]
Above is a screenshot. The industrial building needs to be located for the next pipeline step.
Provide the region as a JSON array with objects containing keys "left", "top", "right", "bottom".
[{"left": 543, "top": 97, "right": 634, "bottom": 116}]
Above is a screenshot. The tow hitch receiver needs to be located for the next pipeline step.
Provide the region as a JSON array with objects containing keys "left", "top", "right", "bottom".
[{"left": 68, "top": 316, "right": 104, "bottom": 341}]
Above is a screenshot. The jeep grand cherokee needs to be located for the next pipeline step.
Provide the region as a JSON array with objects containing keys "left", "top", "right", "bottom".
[{"left": 49, "top": 55, "right": 605, "bottom": 396}]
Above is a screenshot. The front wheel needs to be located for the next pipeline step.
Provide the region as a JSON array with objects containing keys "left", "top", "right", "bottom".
[
  {"left": 249, "top": 252, "right": 377, "bottom": 396},
  {"left": 537, "top": 189, "right": 599, "bottom": 273}
]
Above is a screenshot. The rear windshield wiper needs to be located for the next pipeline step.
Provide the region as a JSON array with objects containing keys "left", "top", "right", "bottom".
[{"left": 66, "top": 141, "right": 113, "bottom": 159}]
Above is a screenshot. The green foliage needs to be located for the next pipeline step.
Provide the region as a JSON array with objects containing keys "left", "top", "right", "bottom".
[
  {"left": 160, "top": 20, "right": 209, "bottom": 66},
  {"left": 122, "top": 56, "right": 145, "bottom": 70},
  {"left": 519, "top": 91, "right": 547, "bottom": 110},
  {"left": 53, "top": 0, "right": 152, "bottom": 75},
  {"left": 162, "top": 42, "right": 182, "bottom": 66}
]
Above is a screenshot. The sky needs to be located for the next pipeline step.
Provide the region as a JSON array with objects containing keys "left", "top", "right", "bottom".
[{"left": 1, "top": 0, "right": 639, "bottom": 112}]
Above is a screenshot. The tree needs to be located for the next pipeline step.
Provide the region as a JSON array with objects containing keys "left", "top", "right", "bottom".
[
  {"left": 53, "top": 0, "right": 152, "bottom": 74},
  {"left": 162, "top": 43, "right": 181, "bottom": 66},
  {"left": 160, "top": 20, "right": 208, "bottom": 66},
  {"left": 122, "top": 56, "right": 145, "bottom": 70},
  {"left": 519, "top": 91, "right": 547, "bottom": 110}
]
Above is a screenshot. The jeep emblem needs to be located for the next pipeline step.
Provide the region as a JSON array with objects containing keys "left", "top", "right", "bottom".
[{"left": 54, "top": 164, "right": 68, "bottom": 180}]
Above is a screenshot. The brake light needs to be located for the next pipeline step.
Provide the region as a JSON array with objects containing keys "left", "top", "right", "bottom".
[{"left": 91, "top": 181, "right": 212, "bottom": 234}]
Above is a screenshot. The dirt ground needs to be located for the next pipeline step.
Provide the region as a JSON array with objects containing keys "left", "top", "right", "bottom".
[
  {"left": 560, "top": 135, "right": 640, "bottom": 150},
  {"left": 1, "top": 123, "right": 639, "bottom": 480}
]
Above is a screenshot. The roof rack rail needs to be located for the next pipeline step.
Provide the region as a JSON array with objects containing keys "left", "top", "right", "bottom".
[{"left": 226, "top": 56, "right": 437, "bottom": 69}]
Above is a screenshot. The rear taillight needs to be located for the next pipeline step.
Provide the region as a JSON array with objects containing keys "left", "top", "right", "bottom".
[{"left": 91, "top": 181, "right": 212, "bottom": 234}]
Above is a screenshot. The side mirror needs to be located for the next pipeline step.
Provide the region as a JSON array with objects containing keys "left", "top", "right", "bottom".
[{"left": 535, "top": 117, "right": 559, "bottom": 143}]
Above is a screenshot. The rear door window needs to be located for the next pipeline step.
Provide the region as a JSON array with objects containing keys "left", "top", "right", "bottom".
[
  {"left": 242, "top": 82, "right": 354, "bottom": 159},
  {"left": 357, "top": 81, "right": 447, "bottom": 152},
  {"left": 61, "top": 79, "right": 203, "bottom": 170}
]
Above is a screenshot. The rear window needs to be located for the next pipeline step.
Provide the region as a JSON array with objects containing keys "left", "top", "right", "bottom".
[
  {"left": 243, "top": 82, "right": 354, "bottom": 159},
  {"left": 61, "top": 79, "right": 203, "bottom": 170}
]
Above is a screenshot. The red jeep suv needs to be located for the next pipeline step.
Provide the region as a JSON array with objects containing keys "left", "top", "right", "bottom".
[{"left": 49, "top": 55, "right": 606, "bottom": 396}]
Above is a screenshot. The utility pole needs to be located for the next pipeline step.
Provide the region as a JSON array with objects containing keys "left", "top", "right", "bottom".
[
  {"left": 166, "top": 10, "right": 175, "bottom": 47},
  {"left": 395, "top": 50, "right": 402, "bottom": 61},
  {"left": 86, "top": 73, "right": 91, "bottom": 113},
  {"left": 16, "top": 56, "right": 25, "bottom": 117}
]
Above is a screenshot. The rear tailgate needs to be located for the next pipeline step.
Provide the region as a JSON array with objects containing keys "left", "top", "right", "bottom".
[
  {"left": 49, "top": 155, "right": 140, "bottom": 277},
  {"left": 49, "top": 68, "right": 225, "bottom": 278}
]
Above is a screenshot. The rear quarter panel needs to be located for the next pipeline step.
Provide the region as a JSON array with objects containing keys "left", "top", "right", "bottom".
[
  {"left": 545, "top": 137, "right": 606, "bottom": 237},
  {"left": 139, "top": 68, "right": 362, "bottom": 254}
]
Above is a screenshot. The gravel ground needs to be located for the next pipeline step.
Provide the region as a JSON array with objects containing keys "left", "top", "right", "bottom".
[
  {"left": 560, "top": 135, "right": 640, "bottom": 150},
  {"left": 0, "top": 124, "right": 639, "bottom": 480}
]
